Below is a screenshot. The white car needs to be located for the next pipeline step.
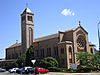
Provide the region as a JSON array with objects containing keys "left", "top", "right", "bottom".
[
  {"left": 0, "top": 68, "right": 6, "bottom": 72},
  {"left": 9, "top": 68, "right": 19, "bottom": 73}
]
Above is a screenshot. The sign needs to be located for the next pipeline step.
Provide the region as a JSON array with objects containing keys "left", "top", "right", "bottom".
[
  {"left": 71, "top": 64, "right": 77, "bottom": 70},
  {"left": 31, "top": 60, "right": 36, "bottom": 64}
]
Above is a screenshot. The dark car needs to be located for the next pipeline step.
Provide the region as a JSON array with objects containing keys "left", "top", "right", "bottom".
[
  {"left": 35, "top": 68, "right": 49, "bottom": 74},
  {"left": 16, "top": 68, "right": 23, "bottom": 74},
  {"left": 25, "top": 67, "right": 35, "bottom": 74},
  {"left": 16, "top": 67, "right": 33, "bottom": 74}
]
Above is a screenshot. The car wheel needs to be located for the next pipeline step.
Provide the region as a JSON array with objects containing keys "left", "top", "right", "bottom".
[{"left": 35, "top": 72, "right": 39, "bottom": 74}]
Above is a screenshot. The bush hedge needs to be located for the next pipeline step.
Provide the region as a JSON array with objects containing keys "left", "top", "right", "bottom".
[
  {"left": 48, "top": 67, "right": 66, "bottom": 72},
  {"left": 77, "top": 67, "right": 99, "bottom": 72}
]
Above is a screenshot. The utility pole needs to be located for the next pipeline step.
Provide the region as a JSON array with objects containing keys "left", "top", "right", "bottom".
[{"left": 97, "top": 22, "right": 100, "bottom": 54}]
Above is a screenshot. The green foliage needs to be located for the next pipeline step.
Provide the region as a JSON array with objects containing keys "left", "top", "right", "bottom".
[
  {"left": 25, "top": 45, "right": 35, "bottom": 66},
  {"left": 92, "top": 53, "right": 100, "bottom": 67},
  {"left": 76, "top": 52, "right": 100, "bottom": 72},
  {"left": 16, "top": 53, "right": 26, "bottom": 67},
  {"left": 48, "top": 67, "right": 65, "bottom": 72},
  {"left": 70, "top": 69, "right": 77, "bottom": 73},
  {"left": 76, "top": 52, "right": 91, "bottom": 66},
  {"left": 4, "top": 61, "right": 18, "bottom": 70},
  {"left": 38, "top": 57, "right": 59, "bottom": 69},
  {"left": 10, "top": 61, "right": 18, "bottom": 68},
  {"left": 77, "top": 67, "right": 99, "bottom": 72},
  {"left": 16, "top": 45, "right": 35, "bottom": 67}
]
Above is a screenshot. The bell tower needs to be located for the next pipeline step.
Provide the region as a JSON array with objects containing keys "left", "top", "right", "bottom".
[{"left": 21, "top": 8, "right": 34, "bottom": 52}]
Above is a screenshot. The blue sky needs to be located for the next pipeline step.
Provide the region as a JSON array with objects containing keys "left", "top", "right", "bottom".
[{"left": 0, "top": 0, "right": 100, "bottom": 58}]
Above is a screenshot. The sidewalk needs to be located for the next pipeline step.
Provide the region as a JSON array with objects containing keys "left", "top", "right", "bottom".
[{"left": 39, "top": 72, "right": 100, "bottom": 75}]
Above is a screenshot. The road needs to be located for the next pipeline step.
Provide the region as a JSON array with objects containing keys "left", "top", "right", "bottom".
[{"left": 0, "top": 71, "right": 100, "bottom": 75}]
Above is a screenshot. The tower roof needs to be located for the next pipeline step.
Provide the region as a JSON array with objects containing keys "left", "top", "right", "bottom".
[{"left": 22, "top": 7, "right": 33, "bottom": 15}]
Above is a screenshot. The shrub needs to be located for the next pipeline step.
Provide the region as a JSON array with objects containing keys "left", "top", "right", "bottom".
[
  {"left": 38, "top": 57, "right": 59, "bottom": 68},
  {"left": 48, "top": 67, "right": 66, "bottom": 72},
  {"left": 77, "top": 67, "right": 92, "bottom": 72}
]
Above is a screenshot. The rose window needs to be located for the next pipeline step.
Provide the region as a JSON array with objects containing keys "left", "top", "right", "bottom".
[{"left": 77, "top": 35, "right": 86, "bottom": 49}]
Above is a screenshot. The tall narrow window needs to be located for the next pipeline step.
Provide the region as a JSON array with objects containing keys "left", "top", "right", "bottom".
[
  {"left": 46, "top": 48, "right": 51, "bottom": 56},
  {"left": 69, "top": 46, "right": 72, "bottom": 63},
  {"left": 35, "top": 50, "right": 39, "bottom": 57},
  {"left": 69, "top": 46, "right": 72, "bottom": 54},
  {"left": 54, "top": 46, "right": 58, "bottom": 56},
  {"left": 61, "top": 48, "right": 64, "bottom": 54},
  {"left": 29, "top": 27, "right": 33, "bottom": 46},
  {"left": 40, "top": 49, "right": 44, "bottom": 57},
  {"left": 90, "top": 48, "right": 93, "bottom": 54}
]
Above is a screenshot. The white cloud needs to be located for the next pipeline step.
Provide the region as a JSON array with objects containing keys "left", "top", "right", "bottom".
[{"left": 61, "top": 8, "right": 75, "bottom": 16}]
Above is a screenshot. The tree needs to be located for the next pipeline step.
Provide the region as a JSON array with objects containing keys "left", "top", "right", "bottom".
[
  {"left": 76, "top": 52, "right": 89, "bottom": 67},
  {"left": 4, "top": 61, "right": 18, "bottom": 70},
  {"left": 76, "top": 52, "right": 100, "bottom": 71},
  {"left": 25, "top": 45, "right": 35, "bottom": 66},
  {"left": 92, "top": 53, "right": 100, "bottom": 68},
  {"left": 38, "top": 57, "right": 59, "bottom": 68},
  {"left": 16, "top": 53, "right": 26, "bottom": 67}
]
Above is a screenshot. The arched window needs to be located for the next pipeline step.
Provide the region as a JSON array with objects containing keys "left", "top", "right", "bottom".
[
  {"left": 29, "top": 27, "right": 33, "bottom": 46},
  {"left": 69, "top": 46, "right": 72, "bottom": 53},
  {"left": 27, "top": 16, "right": 33, "bottom": 22},
  {"left": 68, "top": 46, "right": 72, "bottom": 63},
  {"left": 90, "top": 48, "right": 93, "bottom": 53}
]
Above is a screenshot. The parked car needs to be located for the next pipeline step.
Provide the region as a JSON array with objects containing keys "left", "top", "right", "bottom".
[
  {"left": 35, "top": 68, "right": 49, "bottom": 74},
  {"left": 0, "top": 68, "right": 6, "bottom": 72},
  {"left": 16, "top": 67, "right": 33, "bottom": 74},
  {"left": 24, "top": 67, "right": 35, "bottom": 74},
  {"left": 9, "top": 68, "right": 19, "bottom": 73},
  {"left": 16, "top": 68, "right": 23, "bottom": 74},
  {"left": 22, "top": 67, "right": 32, "bottom": 74}
]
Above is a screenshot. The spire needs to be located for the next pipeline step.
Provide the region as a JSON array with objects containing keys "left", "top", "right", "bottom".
[
  {"left": 22, "top": 0, "right": 33, "bottom": 14},
  {"left": 21, "top": 7, "right": 34, "bottom": 15},
  {"left": 23, "top": 8, "right": 32, "bottom": 13}
]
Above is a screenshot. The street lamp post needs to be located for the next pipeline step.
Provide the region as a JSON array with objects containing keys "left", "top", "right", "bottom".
[{"left": 97, "top": 22, "right": 100, "bottom": 54}]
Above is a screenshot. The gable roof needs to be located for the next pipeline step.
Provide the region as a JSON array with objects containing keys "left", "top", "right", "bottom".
[
  {"left": 35, "top": 33, "right": 58, "bottom": 42},
  {"left": 74, "top": 24, "right": 88, "bottom": 34},
  {"left": 7, "top": 43, "right": 21, "bottom": 49}
]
